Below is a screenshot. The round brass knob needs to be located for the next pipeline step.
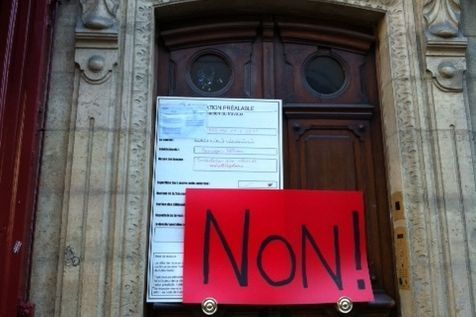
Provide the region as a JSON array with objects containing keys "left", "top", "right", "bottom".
[
  {"left": 201, "top": 297, "right": 218, "bottom": 315},
  {"left": 336, "top": 296, "right": 353, "bottom": 314}
]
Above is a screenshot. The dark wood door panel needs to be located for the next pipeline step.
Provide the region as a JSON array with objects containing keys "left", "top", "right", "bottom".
[
  {"left": 304, "top": 133, "right": 358, "bottom": 189},
  {"left": 164, "top": 43, "right": 260, "bottom": 98},
  {"left": 285, "top": 118, "right": 369, "bottom": 191},
  {"left": 283, "top": 112, "right": 396, "bottom": 315},
  {"left": 275, "top": 43, "right": 370, "bottom": 104}
]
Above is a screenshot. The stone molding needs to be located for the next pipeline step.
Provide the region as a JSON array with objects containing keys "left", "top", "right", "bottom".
[
  {"left": 51, "top": 1, "right": 120, "bottom": 315},
  {"left": 74, "top": 49, "right": 117, "bottom": 84},
  {"left": 422, "top": 1, "right": 476, "bottom": 317},
  {"left": 424, "top": 0, "right": 468, "bottom": 91},
  {"left": 423, "top": 0, "right": 462, "bottom": 39},
  {"left": 426, "top": 54, "right": 466, "bottom": 91},
  {"left": 79, "top": 0, "right": 119, "bottom": 31},
  {"left": 75, "top": 0, "right": 118, "bottom": 84}
]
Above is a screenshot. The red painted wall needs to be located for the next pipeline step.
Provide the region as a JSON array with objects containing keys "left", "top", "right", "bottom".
[{"left": 0, "top": 0, "right": 55, "bottom": 316}]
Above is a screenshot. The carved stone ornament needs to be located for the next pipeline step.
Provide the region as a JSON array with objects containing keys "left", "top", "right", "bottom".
[
  {"left": 80, "top": 0, "right": 119, "bottom": 30},
  {"left": 424, "top": 0, "right": 467, "bottom": 90},
  {"left": 75, "top": 51, "right": 117, "bottom": 84},
  {"left": 423, "top": 0, "right": 461, "bottom": 39},
  {"left": 75, "top": 0, "right": 119, "bottom": 84},
  {"left": 427, "top": 58, "right": 466, "bottom": 91}
]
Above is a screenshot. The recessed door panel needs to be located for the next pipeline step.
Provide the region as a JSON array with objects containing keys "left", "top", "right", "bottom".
[
  {"left": 287, "top": 119, "right": 368, "bottom": 190},
  {"left": 165, "top": 43, "right": 259, "bottom": 98}
]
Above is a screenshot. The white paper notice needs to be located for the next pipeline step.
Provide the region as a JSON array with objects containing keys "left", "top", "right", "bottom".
[{"left": 147, "top": 97, "right": 283, "bottom": 302}]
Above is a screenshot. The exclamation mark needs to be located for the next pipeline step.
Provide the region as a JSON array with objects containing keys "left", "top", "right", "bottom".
[{"left": 353, "top": 211, "right": 366, "bottom": 290}]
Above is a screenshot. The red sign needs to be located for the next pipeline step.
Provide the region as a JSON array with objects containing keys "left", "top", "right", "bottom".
[{"left": 183, "top": 189, "right": 373, "bottom": 305}]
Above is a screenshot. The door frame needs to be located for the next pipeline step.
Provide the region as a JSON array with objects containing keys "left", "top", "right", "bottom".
[
  {"left": 152, "top": 17, "right": 398, "bottom": 315},
  {"left": 147, "top": 2, "right": 410, "bottom": 315}
]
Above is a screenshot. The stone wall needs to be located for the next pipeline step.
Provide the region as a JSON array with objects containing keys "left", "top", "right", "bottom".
[
  {"left": 462, "top": 0, "right": 476, "bottom": 142},
  {"left": 29, "top": 2, "right": 78, "bottom": 315},
  {"left": 29, "top": 0, "right": 476, "bottom": 316}
]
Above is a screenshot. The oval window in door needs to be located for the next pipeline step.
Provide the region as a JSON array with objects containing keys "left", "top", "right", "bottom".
[
  {"left": 190, "top": 53, "right": 232, "bottom": 94},
  {"left": 304, "top": 55, "right": 346, "bottom": 95}
]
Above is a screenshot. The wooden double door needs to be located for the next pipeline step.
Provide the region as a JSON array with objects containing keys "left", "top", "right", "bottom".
[{"left": 151, "top": 17, "right": 398, "bottom": 317}]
